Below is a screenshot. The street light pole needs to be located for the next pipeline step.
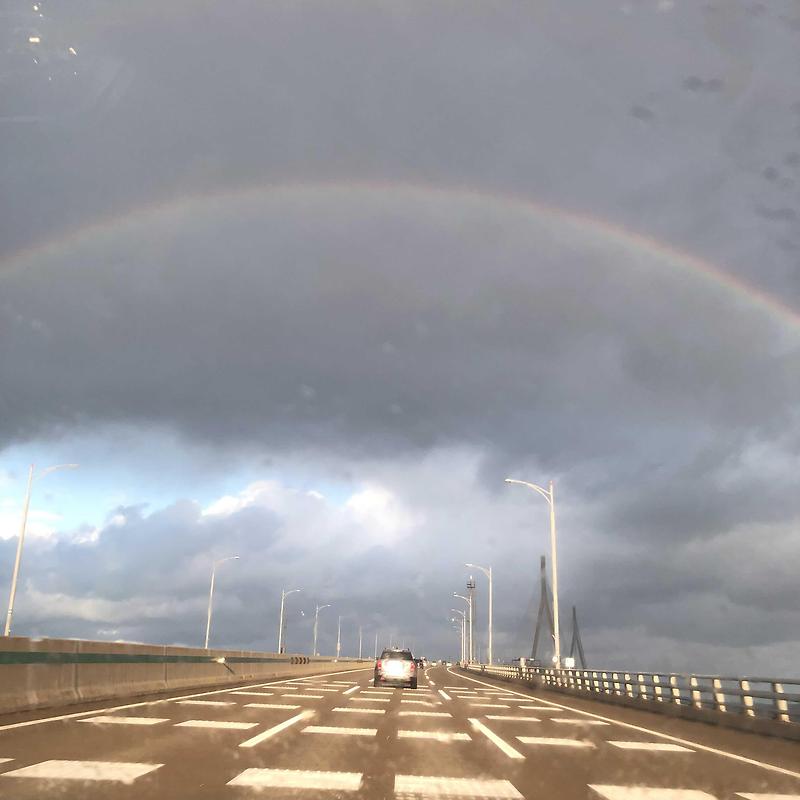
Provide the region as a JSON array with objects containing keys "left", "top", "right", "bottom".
[
  {"left": 374, "top": 631, "right": 379, "bottom": 659},
  {"left": 204, "top": 555, "right": 239, "bottom": 649},
  {"left": 278, "top": 588, "right": 301, "bottom": 654},
  {"left": 4, "top": 463, "right": 79, "bottom": 637},
  {"left": 450, "top": 609, "right": 466, "bottom": 662},
  {"left": 453, "top": 592, "right": 472, "bottom": 662},
  {"left": 312, "top": 603, "right": 330, "bottom": 656},
  {"left": 505, "top": 478, "right": 561, "bottom": 668},
  {"left": 336, "top": 615, "right": 342, "bottom": 659},
  {"left": 358, "top": 625, "right": 363, "bottom": 660},
  {"left": 466, "top": 563, "right": 493, "bottom": 665}
]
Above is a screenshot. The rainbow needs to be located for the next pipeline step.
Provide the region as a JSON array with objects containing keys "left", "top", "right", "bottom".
[{"left": 3, "top": 180, "right": 798, "bottom": 332}]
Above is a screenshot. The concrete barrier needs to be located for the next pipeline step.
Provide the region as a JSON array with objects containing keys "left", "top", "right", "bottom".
[{"left": 0, "top": 637, "right": 368, "bottom": 715}]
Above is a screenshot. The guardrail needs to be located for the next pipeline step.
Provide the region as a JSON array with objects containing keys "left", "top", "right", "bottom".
[
  {"left": 463, "top": 663, "right": 800, "bottom": 740},
  {"left": 0, "top": 636, "right": 368, "bottom": 715}
]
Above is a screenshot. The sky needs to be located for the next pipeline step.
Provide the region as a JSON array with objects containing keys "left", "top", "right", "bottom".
[{"left": 1, "top": 0, "right": 799, "bottom": 674}]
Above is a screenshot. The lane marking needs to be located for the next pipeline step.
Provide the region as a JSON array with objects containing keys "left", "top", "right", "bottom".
[
  {"left": 0, "top": 666, "right": 372, "bottom": 733},
  {"left": 590, "top": 787, "right": 716, "bottom": 800},
  {"left": 281, "top": 693, "right": 324, "bottom": 699},
  {"left": 0, "top": 759, "right": 13, "bottom": 764},
  {"left": 394, "top": 774, "right": 523, "bottom": 798},
  {"left": 333, "top": 707, "right": 386, "bottom": 714},
  {"left": 397, "top": 730, "right": 471, "bottom": 742},
  {"left": 310, "top": 688, "right": 340, "bottom": 692},
  {"left": 230, "top": 691, "right": 275, "bottom": 696},
  {"left": 228, "top": 768, "right": 361, "bottom": 790},
  {"left": 519, "top": 705, "right": 555, "bottom": 711},
  {"left": 468, "top": 703, "right": 510, "bottom": 708},
  {"left": 78, "top": 716, "right": 169, "bottom": 725},
  {"left": 238, "top": 709, "right": 315, "bottom": 748},
  {"left": 176, "top": 700, "right": 235, "bottom": 706},
  {"left": 468, "top": 718, "right": 525, "bottom": 759},
  {"left": 244, "top": 703, "right": 301, "bottom": 709},
  {"left": 361, "top": 690, "right": 394, "bottom": 695},
  {"left": 343, "top": 685, "right": 360, "bottom": 695},
  {"left": 552, "top": 718, "right": 609, "bottom": 726},
  {"left": 737, "top": 795, "right": 800, "bottom": 800},
  {"left": 401, "top": 699, "right": 441, "bottom": 706},
  {"left": 1, "top": 760, "right": 162, "bottom": 783},
  {"left": 303, "top": 726, "right": 377, "bottom": 736},
  {"left": 175, "top": 720, "right": 257, "bottom": 730},
  {"left": 447, "top": 667, "right": 800, "bottom": 780},
  {"left": 398, "top": 711, "right": 451, "bottom": 718},
  {"left": 438, "top": 690, "right": 451, "bottom": 701},
  {"left": 351, "top": 697, "right": 390, "bottom": 703},
  {"left": 518, "top": 736, "right": 595, "bottom": 748},
  {"left": 485, "top": 715, "right": 540, "bottom": 722},
  {"left": 609, "top": 741, "right": 694, "bottom": 753}
]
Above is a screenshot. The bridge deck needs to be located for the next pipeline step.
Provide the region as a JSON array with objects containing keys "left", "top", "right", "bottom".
[{"left": 0, "top": 664, "right": 797, "bottom": 799}]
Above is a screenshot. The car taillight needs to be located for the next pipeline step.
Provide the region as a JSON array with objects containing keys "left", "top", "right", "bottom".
[
  {"left": 409, "top": 661, "right": 416, "bottom": 671},
  {"left": 376, "top": 660, "right": 382, "bottom": 670}
]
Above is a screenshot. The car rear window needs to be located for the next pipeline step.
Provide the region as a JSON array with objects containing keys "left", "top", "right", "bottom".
[{"left": 380, "top": 650, "right": 413, "bottom": 660}]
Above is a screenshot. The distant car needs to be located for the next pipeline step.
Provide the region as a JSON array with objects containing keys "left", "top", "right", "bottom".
[{"left": 374, "top": 648, "right": 418, "bottom": 688}]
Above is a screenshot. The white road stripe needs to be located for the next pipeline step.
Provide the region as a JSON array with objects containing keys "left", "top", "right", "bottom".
[
  {"left": 1, "top": 760, "right": 162, "bottom": 783},
  {"left": 230, "top": 691, "right": 275, "bottom": 696},
  {"left": 398, "top": 730, "right": 471, "bottom": 742},
  {"left": 737, "top": 795, "right": 800, "bottom": 800},
  {"left": 229, "top": 768, "right": 361, "bottom": 790},
  {"left": 438, "top": 690, "right": 451, "bottom": 701},
  {"left": 303, "top": 726, "right": 377, "bottom": 736},
  {"left": 176, "top": 700, "right": 235, "bottom": 707},
  {"left": 281, "top": 693, "right": 324, "bottom": 699},
  {"left": 311, "top": 688, "right": 340, "bottom": 692},
  {"left": 398, "top": 711, "right": 451, "bottom": 717},
  {"left": 0, "top": 666, "right": 372, "bottom": 734},
  {"left": 486, "top": 715, "right": 540, "bottom": 722},
  {"left": 238, "top": 709, "right": 315, "bottom": 748},
  {"left": 518, "top": 736, "right": 595, "bottom": 748},
  {"left": 447, "top": 666, "right": 800, "bottom": 781},
  {"left": 333, "top": 707, "right": 386, "bottom": 714},
  {"left": 401, "top": 699, "right": 440, "bottom": 705},
  {"left": 552, "top": 718, "right": 609, "bottom": 726},
  {"left": 468, "top": 718, "right": 525, "bottom": 759},
  {"left": 244, "top": 702, "right": 301, "bottom": 709},
  {"left": 468, "top": 703, "right": 509, "bottom": 708},
  {"left": 0, "top": 758, "right": 13, "bottom": 764},
  {"left": 78, "top": 716, "right": 169, "bottom": 725},
  {"left": 590, "top": 787, "right": 716, "bottom": 800},
  {"left": 361, "top": 690, "right": 394, "bottom": 695},
  {"left": 394, "top": 774, "right": 522, "bottom": 798},
  {"left": 343, "top": 685, "right": 360, "bottom": 695},
  {"left": 609, "top": 741, "right": 694, "bottom": 753},
  {"left": 351, "top": 697, "right": 390, "bottom": 703},
  {"left": 175, "top": 720, "right": 257, "bottom": 730},
  {"left": 518, "top": 705, "right": 555, "bottom": 711}
]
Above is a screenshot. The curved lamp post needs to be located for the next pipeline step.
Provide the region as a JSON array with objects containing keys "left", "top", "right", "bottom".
[
  {"left": 466, "top": 562, "right": 492, "bottom": 664},
  {"left": 278, "top": 588, "right": 301, "bottom": 654},
  {"left": 204, "top": 555, "right": 239, "bottom": 649},
  {"left": 4, "top": 463, "right": 79, "bottom": 637}
]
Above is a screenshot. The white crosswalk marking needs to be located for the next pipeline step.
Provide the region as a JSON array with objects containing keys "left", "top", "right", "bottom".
[
  {"left": 1, "top": 760, "right": 162, "bottom": 783},
  {"left": 78, "top": 716, "right": 169, "bottom": 725},
  {"left": 401, "top": 699, "right": 440, "bottom": 705},
  {"left": 343, "top": 685, "right": 360, "bottom": 695},
  {"left": 175, "top": 720, "right": 257, "bottom": 730},
  {"left": 238, "top": 710, "right": 315, "bottom": 748},
  {"left": 438, "top": 689, "right": 452, "bottom": 701},
  {"left": 394, "top": 774, "right": 523, "bottom": 799},
  {"left": 281, "top": 694, "right": 324, "bottom": 699},
  {"left": 398, "top": 730, "right": 471, "bottom": 741},
  {"left": 553, "top": 718, "right": 610, "bottom": 725},
  {"left": 468, "top": 703, "right": 510, "bottom": 708},
  {"left": 609, "top": 741, "right": 694, "bottom": 753},
  {"left": 518, "top": 736, "right": 595, "bottom": 748},
  {"left": 590, "top": 787, "right": 716, "bottom": 800},
  {"left": 228, "top": 768, "right": 362, "bottom": 790},
  {"left": 230, "top": 691, "right": 275, "bottom": 696},
  {"left": 398, "top": 711, "right": 451, "bottom": 717},
  {"left": 351, "top": 697, "right": 390, "bottom": 702},
  {"left": 737, "top": 795, "right": 800, "bottom": 800},
  {"left": 334, "top": 707, "right": 386, "bottom": 714},
  {"left": 303, "top": 726, "right": 377, "bottom": 736},
  {"left": 519, "top": 705, "right": 555, "bottom": 710},
  {"left": 244, "top": 703, "right": 300, "bottom": 709},
  {"left": 468, "top": 718, "right": 524, "bottom": 759},
  {"left": 176, "top": 700, "right": 235, "bottom": 706},
  {"left": 486, "top": 715, "right": 540, "bottom": 722}
]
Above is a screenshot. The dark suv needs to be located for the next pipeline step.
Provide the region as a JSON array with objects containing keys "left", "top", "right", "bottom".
[{"left": 374, "top": 648, "right": 417, "bottom": 688}]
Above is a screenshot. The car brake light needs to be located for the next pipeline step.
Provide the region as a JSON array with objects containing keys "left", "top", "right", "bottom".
[
  {"left": 376, "top": 659, "right": 382, "bottom": 670},
  {"left": 409, "top": 661, "right": 415, "bottom": 671}
]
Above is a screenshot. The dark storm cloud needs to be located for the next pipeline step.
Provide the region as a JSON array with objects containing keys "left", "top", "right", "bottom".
[{"left": 1, "top": 0, "right": 800, "bottom": 673}]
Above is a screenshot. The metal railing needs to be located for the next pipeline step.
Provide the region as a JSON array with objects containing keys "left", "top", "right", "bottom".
[{"left": 463, "top": 663, "right": 799, "bottom": 726}]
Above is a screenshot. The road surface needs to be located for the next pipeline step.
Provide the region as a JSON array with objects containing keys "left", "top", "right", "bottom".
[{"left": 0, "top": 664, "right": 798, "bottom": 798}]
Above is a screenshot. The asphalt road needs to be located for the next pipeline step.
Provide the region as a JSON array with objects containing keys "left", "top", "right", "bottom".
[{"left": 0, "top": 664, "right": 798, "bottom": 799}]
